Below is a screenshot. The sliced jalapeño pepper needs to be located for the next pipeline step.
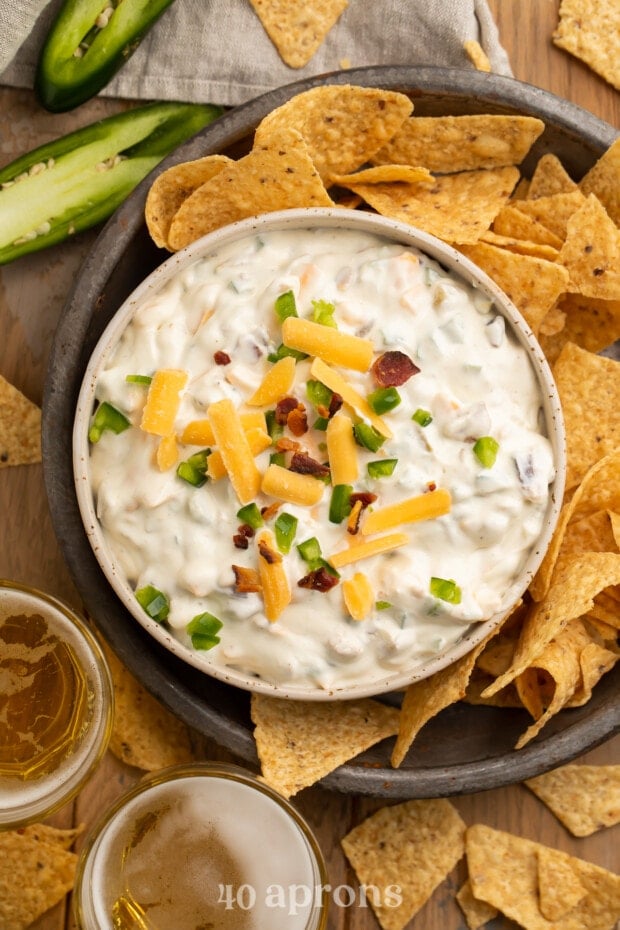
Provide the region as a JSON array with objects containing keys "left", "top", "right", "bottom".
[
  {"left": 329, "top": 484, "right": 353, "bottom": 524},
  {"left": 36, "top": 0, "right": 178, "bottom": 112},
  {"left": 135, "top": 584, "right": 170, "bottom": 623},
  {"left": 88, "top": 401, "right": 130, "bottom": 443},
  {"left": 186, "top": 612, "right": 223, "bottom": 650},
  {"left": 0, "top": 101, "right": 222, "bottom": 265}
]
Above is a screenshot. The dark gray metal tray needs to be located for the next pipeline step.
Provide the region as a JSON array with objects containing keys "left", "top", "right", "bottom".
[{"left": 43, "top": 66, "right": 619, "bottom": 798}]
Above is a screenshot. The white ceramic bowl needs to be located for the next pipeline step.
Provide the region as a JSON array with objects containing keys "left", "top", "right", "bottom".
[{"left": 73, "top": 207, "right": 566, "bottom": 700}]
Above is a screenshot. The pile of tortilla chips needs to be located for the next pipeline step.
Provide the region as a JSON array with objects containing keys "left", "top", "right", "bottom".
[
  {"left": 338, "top": 795, "right": 620, "bottom": 930},
  {"left": 144, "top": 83, "right": 620, "bottom": 771}
]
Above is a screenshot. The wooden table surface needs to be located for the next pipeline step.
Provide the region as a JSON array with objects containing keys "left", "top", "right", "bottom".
[{"left": 1, "top": 2, "right": 618, "bottom": 928}]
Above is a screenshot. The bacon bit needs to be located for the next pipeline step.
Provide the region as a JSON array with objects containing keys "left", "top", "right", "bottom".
[
  {"left": 238, "top": 523, "right": 255, "bottom": 538},
  {"left": 350, "top": 491, "right": 378, "bottom": 508},
  {"left": 426, "top": 481, "right": 437, "bottom": 492},
  {"left": 233, "top": 534, "right": 249, "bottom": 550},
  {"left": 260, "top": 501, "right": 282, "bottom": 521},
  {"left": 232, "top": 565, "right": 262, "bottom": 593},
  {"left": 347, "top": 492, "right": 377, "bottom": 535},
  {"left": 275, "top": 396, "right": 300, "bottom": 424},
  {"left": 372, "top": 350, "right": 419, "bottom": 387},
  {"left": 347, "top": 499, "right": 364, "bottom": 535},
  {"left": 297, "top": 567, "right": 339, "bottom": 592},
  {"left": 289, "top": 452, "right": 330, "bottom": 478},
  {"left": 329, "top": 392, "right": 344, "bottom": 417},
  {"left": 258, "top": 537, "right": 282, "bottom": 564},
  {"left": 287, "top": 405, "right": 308, "bottom": 436},
  {"left": 276, "top": 437, "right": 301, "bottom": 453},
  {"left": 213, "top": 350, "right": 231, "bottom": 365}
]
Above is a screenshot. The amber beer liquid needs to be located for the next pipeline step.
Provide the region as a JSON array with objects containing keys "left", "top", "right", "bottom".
[
  {"left": 0, "top": 580, "right": 113, "bottom": 826},
  {"left": 74, "top": 763, "right": 328, "bottom": 930}
]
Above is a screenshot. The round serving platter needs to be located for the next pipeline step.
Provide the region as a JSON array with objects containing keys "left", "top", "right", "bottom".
[{"left": 43, "top": 65, "right": 620, "bottom": 798}]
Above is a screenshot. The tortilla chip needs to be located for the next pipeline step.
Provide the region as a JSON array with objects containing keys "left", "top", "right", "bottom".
[
  {"left": 391, "top": 635, "right": 491, "bottom": 767},
  {"left": 563, "top": 509, "right": 618, "bottom": 558},
  {"left": 538, "top": 293, "right": 620, "bottom": 365},
  {"left": 476, "top": 635, "right": 518, "bottom": 677},
  {"left": 531, "top": 450, "right": 620, "bottom": 602},
  {"left": 525, "top": 764, "right": 620, "bottom": 836},
  {"left": 17, "top": 824, "right": 83, "bottom": 850},
  {"left": 145, "top": 154, "right": 232, "bottom": 249},
  {"left": 513, "top": 618, "right": 592, "bottom": 748},
  {"left": 558, "top": 194, "right": 620, "bottom": 299},
  {"left": 580, "top": 138, "right": 620, "bottom": 226},
  {"left": 466, "top": 823, "right": 620, "bottom": 930},
  {"left": 0, "top": 829, "right": 77, "bottom": 930},
  {"left": 483, "top": 551, "right": 620, "bottom": 698},
  {"left": 553, "top": 342, "right": 620, "bottom": 490},
  {"left": 528, "top": 153, "right": 579, "bottom": 199},
  {"left": 458, "top": 241, "right": 569, "bottom": 335},
  {"left": 168, "top": 128, "right": 332, "bottom": 251},
  {"left": 249, "top": 0, "right": 348, "bottom": 68},
  {"left": 0, "top": 373, "right": 41, "bottom": 467},
  {"left": 538, "top": 302, "right": 566, "bottom": 336},
  {"left": 514, "top": 188, "right": 587, "bottom": 240},
  {"left": 568, "top": 640, "right": 619, "bottom": 706},
  {"left": 251, "top": 694, "right": 399, "bottom": 798},
  {"left": 492, "top": 203, "right": 564, "bottom": 248},
  {"left": 254, "top": 85, "right": 413, "bottom": 182},
  {"left": 480, "top": 229, "right": 560, "bottom": 261},
  {"left": 349, "top": 167, "right": 519, "bottom": 245},
  {"left": 553, "top": 0, "right": 620, "bottom": 91},
  {"left": 464, "top": 672, "right": 524, "bottom": 707},
  {"left": 341, "top": 799, "right": 465, "bottom": 930},
  {"left": 456, "top": 879, "right": 499, "bottom": 929},
  {"left": 104, "top": 644, "right": 195, "bottom": 771},
  {"left": 463, "top": 39, "right": 492, "bottom": 72},
  {"left": 537, "top": 846, "right": 588, "bottom": 920},
  {"left": 512, "top": 177, "right": 531, "bottom": 200},
  {"left": 330, "top": 164, "right": 432, "bottom": 186},
  {"left": 371, "top": 115, "right": 544, "bottom": 173}
]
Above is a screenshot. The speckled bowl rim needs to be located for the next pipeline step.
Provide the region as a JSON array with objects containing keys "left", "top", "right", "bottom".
[{"left": 72, "top": 206, "right": 566, "bottom": 701}]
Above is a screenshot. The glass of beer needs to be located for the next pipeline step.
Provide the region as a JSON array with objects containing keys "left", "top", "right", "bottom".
[
  {"left": 74, "top": 762, "right": 329, "bottom": 930},
  {"left": 0, "top": 579, "right": 114, "bottom": 827}
]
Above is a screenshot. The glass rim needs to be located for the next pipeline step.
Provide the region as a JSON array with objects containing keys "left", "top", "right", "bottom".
[{"left": 73, "top": 761, "right": 329, "bottom": 930}]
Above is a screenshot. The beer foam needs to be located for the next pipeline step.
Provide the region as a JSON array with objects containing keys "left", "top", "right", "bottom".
[{"left": 86, "top": 773, "right": 324, "bottom": 930}]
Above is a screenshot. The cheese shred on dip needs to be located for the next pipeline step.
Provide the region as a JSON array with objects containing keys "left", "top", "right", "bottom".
[{"left": 88, "top": 226, "right": 555, "bottom": 692}]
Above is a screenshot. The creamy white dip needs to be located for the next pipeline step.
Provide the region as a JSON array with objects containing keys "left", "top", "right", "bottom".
[{"left": 88, "top": 226, "right": 555, "bottom": 691}]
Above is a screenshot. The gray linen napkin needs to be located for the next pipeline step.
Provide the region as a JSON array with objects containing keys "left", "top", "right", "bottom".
[{"left": 0, "top": 0, "right": 512, "bottom": 107}]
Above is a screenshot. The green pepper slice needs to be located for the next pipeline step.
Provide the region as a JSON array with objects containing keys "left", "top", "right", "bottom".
[
  {"left": 473, "top": 436, "right": 500, "bottom": 468},
  {"left": 274, "top": 513, "right": 298, "bottom": 553},
  {"left": 274, "top": 290, "right": 298, "bottom": 322},
  {"left": 353, "top": 422, "right": 385, "bottom": 453},
  {"left": 186, "top": 612, "right": 223, "bottom": 650},
  {"left": 236, "top": 503, "right": 264, "bottom": 530},
  {"left": 135, "top": 584, "right": 170, "bottom": 623},
  {"left": 367, "top": 386, "right": 401, "bottom": 415},
  {"left": 367, "top": 458, "right": 398, "bottom": 478},
  {"left": 35, "top": 0, "right": 178, "bottom": 112},
  {"left": 430, "top": 577, "right": 462, "bottom": 604},
  {"left": 329, "top": 484, "right": 353, "bottom": 524},
  {"left": 177, "top": 449, "right": 211, "bottom": 488},
  {"left": 0, "top": 101, "right": 222, "bottom": 265},
  {"left": 88, "top": 401, "right": 130, "bottom": 443}
]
